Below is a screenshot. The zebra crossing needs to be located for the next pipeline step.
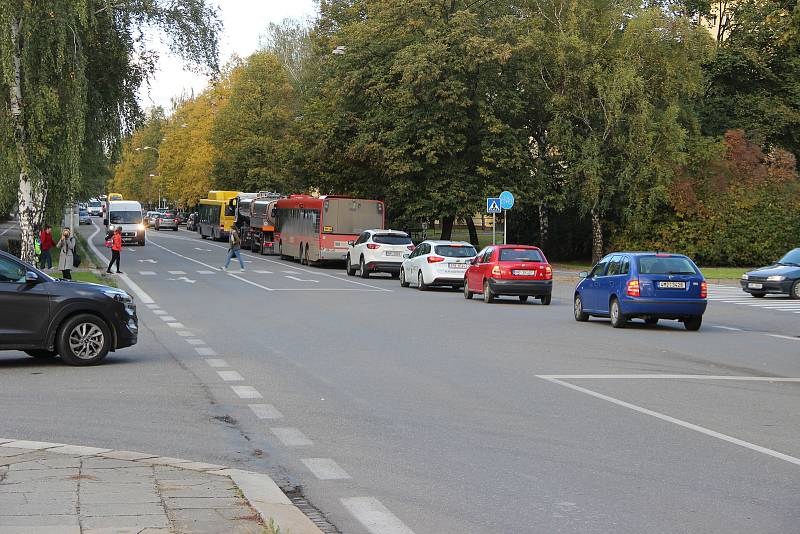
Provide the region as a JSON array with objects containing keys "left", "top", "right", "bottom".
[
  {"left": 138, "top": 269, "right": 276, "bottom": 276},
  {"left": 707, "top": 284, "right": 800, "bottom": 314}
]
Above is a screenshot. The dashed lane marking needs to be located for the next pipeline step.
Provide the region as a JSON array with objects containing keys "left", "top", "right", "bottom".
[
  {"left": 248, "top": 404, "right": 283, "bottom": 420},
  {"left": 253, "top": 270, "right": 272, "bottom": 274},
  {"left": 205, "top": 359, "right": 229, "bottom": 368},
  {"left": 195, "top": 347, "right": 217, "bottom": 356},
  {"left": 270, "top": 427, "right": 313, "bottom": 447},
  {"left": 186, "top": 339, "right": 205, "bottom": 346},
  {"left": 139, "top": 271, "right": 156, "bottom": 275},
  {"left": 341, "top": 497, "right": 416, "bottom": 534},
  {"left": 167, "top": 322, "right": 185, "bottom": 329},
  {"left": 145, "top": 303, "right": 160, "bottom": 309},
  {"left": 86, "top": 223, "right": 154, "bottom": 304},
  {"left": 217, "top": 370, "right": 244, "bottom": 382},
  {"left": 231, "top": 386, "right": 262, "bottom": 399},
  {"left": 538, "top": 374, "right": 800, "bottom": 381},
  {"left": 168, "top": 270, "right": 187, "bottom": 275},
  {"left": 160, "top": 316, "right": 177, "bottom": 322},
  {"left": 301, "top": 458, "right": 351, "bottom": 480},
  {"left": 710, "top": 326, "right": 742, "bottom": 331},
  {"left": 175, "top": 330, "right": 193, "bottom": 337},
  {"left": 196, "top": 270, "right": 214, "bottom": 274},
  {"left": 766, "top": 334, "right": 800, "bottom": 342},
  {"left": 152, "top": 310, "right": 167, "bottom": 316},
  {"left": 286, "top": 275, "right": 319, "bottom": 283}
]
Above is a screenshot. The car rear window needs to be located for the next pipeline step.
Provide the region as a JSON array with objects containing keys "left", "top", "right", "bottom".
[
  {"left": 638, "top": 256, "right": 698, "bottom": 275},
  {"left": 499, "top": 248, "right": 544, "bottom": 262},
  {"left": 372, "top": 234, "right": 412, "bottom": 245},
  {"left": 434, "top": 245, "right": 477, "bottom": 257}
]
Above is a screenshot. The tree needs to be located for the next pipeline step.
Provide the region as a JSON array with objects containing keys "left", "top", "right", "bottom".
[{"left": 108, "top": 109, "right": 165, "bottom": 205}]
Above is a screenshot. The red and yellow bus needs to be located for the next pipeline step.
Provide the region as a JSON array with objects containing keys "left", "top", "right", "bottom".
[{"left": 274, "top": 195, "right": 385, "bottom": 264}]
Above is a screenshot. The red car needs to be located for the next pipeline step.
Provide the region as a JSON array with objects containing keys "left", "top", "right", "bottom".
[{"left": 464, "top": 244, "right": 553, "bottom": 304}]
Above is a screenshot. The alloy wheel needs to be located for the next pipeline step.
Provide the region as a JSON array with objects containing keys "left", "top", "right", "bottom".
[{"left": 68, "top": 323, "right": 105, "bottom": 360}]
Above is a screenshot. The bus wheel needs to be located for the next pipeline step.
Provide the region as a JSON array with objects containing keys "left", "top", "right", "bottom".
[
  {"left": 279, "top": 243, "right": 289, "bottom": 260},
  {"left": 303, "top": 245, "right": 310, "bottom": 266}
]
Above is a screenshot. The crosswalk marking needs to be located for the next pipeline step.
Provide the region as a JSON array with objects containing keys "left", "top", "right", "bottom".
[{"left": 706, "top": 284, "right": 798, "bottom": 315}]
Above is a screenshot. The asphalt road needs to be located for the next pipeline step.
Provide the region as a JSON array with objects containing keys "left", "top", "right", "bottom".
[{"left": 2, "top": 219, "right": 799, "bottom": 534}]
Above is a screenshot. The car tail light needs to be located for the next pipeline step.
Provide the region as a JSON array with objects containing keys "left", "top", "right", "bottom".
[
  {"left": 700, "top": 281, "right": 707, "bottom": 299},
  {"left": 367, "top": 243, "right": 380, "bottom": 249},
  {"left": 407, "top": 245, "right": 415, "bottom": 251},
  {"left": 544, "top": 265, "right": 552, "bottom": 279},
  {"left": 491, "top": 265, "right": 502, "bottom": 277},
  {"left": 627, "top": 279, "right": 640, "bottom": 297},
  {"left": 265, "top": 243, "right": 273, "bottom": 247},
  {"left": 427, "top": 256, "right": 445, "bottom": 264}
]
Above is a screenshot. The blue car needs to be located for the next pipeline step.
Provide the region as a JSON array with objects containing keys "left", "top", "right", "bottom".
[{"left": 574, "top": 252, "right": 707, "bottom": 330}]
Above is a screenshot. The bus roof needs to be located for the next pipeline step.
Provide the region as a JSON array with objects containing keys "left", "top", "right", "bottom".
[{"left": 206, "top": 190, "right": 239, "bottom": 201}]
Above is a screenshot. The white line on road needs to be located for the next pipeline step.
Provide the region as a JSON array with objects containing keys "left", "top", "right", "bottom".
[
  {"left": 168, "top": 270, "right": 186, "bottom": 275},
  {"left": 147, "top": 238, "right": 222, "bottom": 272},
  {"left": 139, "top": 271, "right": 156, "bottom": 275},
  {"left": 167, "top": 322, "right": 185, "bottom": 329},
  {"left": 195, "top": 347, "right": 217, "bottom": 356},
  {"left": 217, "top": 370, "right": 244, "bottom": 382},
  {"left": 145, "top": 303, "right": 160, "bottom": 309},
  {"left": 766, "top": 334, "right": 800, "bottom": 342},
  {"left": 710, "top": 326, "right": 742, "bottom": 331},
  {"left": 196, "top": 270, "right": 214, "bottom": 274},
  {"left": 341, "top": 497, "right": 416, "bottom": 534},
  {"left": 186, "top": 338, "right": 205, "bottom": 345},
  {"left": 301, "top": 458, "right": 351, "bottom": 480},
  {"left": 226, "top": 272, "right": 274, "bottom": 292},
  {"left": 86, "top": 223, "right": 154, "bottom": 304},
  {"left": 252, "top": 270, "right": 272, "bottom": 274},
  {"left": 248, "top": 404, "right": 283, "bottom": 420},
  {"left": 285, "top": 275, "right": 319, "bottom": 283},
  {"left": 537, "top": 374, "right": 800, "bottom": 381},
  {"left": 205, "top": 359, "right": 229, "bottom": 368},
  {"left": 160, "top": 316, "right": 177, "bottom": 322},
  {"left": 538, "top": 376, "right": 800, "bottom": 467},
  {"left": 152, "top": 310, "right": 167, "bottom": 316},
  {"left": 231, "top": 386, "right": 262, "bottom": 399},
  {"left": 270, "top": 427, "right": 313, "bottom": 447},
  {"left": 175, "top": 330, "right": 193, "bottom": 337},
  {"left": 282, "top": 270, "right": 299, "bottom": 274}
]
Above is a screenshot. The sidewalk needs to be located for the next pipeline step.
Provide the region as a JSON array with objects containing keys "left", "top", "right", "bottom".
[{"left": 0, "top": 439, "right": 323, "bottom": 534}]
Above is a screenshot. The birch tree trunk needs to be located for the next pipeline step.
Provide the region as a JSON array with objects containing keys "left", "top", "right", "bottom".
[
  {"left": 590, "top": 207, "right": 603, "bottom": 264},
  {"left": 9, "top": 15, "right": 46, "bottom": 264}
]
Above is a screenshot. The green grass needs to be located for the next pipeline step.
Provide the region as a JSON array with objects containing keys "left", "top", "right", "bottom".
[
  {"left": 697, "top": 267, "right": 750, "bottom": 280},
  {"left": 53, "top": 270, "right": 117, "bottom": 287}
]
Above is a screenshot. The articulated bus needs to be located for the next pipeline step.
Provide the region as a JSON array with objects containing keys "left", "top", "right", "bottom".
[
  {"left": 275, "top": 195, "right": 385, "bottom": 264},
  {"left": 198, "top": 190, "right": 239, "bottom": 241}
]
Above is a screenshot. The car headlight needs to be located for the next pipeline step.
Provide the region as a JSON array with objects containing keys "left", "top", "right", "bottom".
[
  {"left": 741, "top": 274, "right": 749, "bottom": 280},
  {"left": 767, "top": 275, "right": 786, "bottom": 282},
  {"left": 138, "top": 224, "right": 145, "bottom": 231},
  {"left": 102, "top": 288, "right": 132, "bottom": 303}
]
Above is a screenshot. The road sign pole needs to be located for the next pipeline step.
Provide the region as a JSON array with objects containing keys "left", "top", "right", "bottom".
[
  {"left": 492, "top": 213, "right": 496, "bottom": 245},
  {"left": 504, "top": 210, "right": 507, "bottom": 244}
]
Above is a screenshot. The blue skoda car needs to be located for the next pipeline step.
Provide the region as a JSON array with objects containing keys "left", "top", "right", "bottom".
[{"left": 574, "top": 252, "right": 707, "bottom": 330}]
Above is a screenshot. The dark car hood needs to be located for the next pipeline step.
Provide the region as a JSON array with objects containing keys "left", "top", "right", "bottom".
[
  {"left": 54, "top": 279, "right": 113, "bottom": 294},
  {"left": 747, "top": 264, "right": 800, "bottom": 278}
]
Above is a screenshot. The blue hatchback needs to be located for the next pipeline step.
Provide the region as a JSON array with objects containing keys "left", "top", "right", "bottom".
[{"left": 574, "top": 252, "right": 707, "bottom": 330}]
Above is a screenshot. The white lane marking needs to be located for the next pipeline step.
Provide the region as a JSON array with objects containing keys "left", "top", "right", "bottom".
[
  {"left": 176, "top": 330, "right": 193, "bottom": 337},
  {"left": 160, "top": 316, "right": 177, "bottom": 322},
  {"left": 152, "top": 310, "right": 167, "bottom": 316},
  {"left": 766, "top": 334, "right": 800, "bottom": 342},
  {"left": 86, "top": 223, "right": 154, "bottom": 304},
  {"left": 205, "top": 359, "right": 229, "bottom": 368},
  {"left": 538, "top": 376, "right": 800, "bottom": 467},
  {"left": 168, "top": 275, "right": 196, "bottom": 284},
  {"left": 195, "top": 347, "right": 217, "bottom": 356},
  {"left": 139, "top": 271, "right": 156, "bottom": 275},
  {"left": 271, "top": 288, "right": 385, "bottom": 292},
  {"left": 217, "top": 370, "right": 244, "bottom": 382},
  {"left": 285, "top": 275, "right": 319, "bottom": 283},
  {"left": 196, "top": 270, "right": 214, "bottom": 274},
  {"left": 226, "top": 272, "right": 274, "bottom": 292},
  {"left": 186, "top": 338, "right": 205, "bottom": 345},
  {"left": 137, "top": 259, "right": 157, "bottom": 264},
  {"left": 248, "top": 404, "right": 283, "bottom": 420},
  {"left": 253, "top": 270, "right": 272, "bottom": 274},
  {"left": 231, "top": 386, "right": 262, "bottom": 399},
  {"left": 147, "top": 239, "right": 222, "bottom": 272},
  {"left": 301, "top": 458, "right": 351, "bottom": 480},
  {"left": 270, "top": 427, "right": 313, "bottom": 447},
  {"left": 341, "top": 497, "right": 416, "bottom": 534},
  {"left": 282, "top": 270, "right": 300, "bottom": 274},
  {"left": 167, "top": 322, "right": 185, "bottom": 329},
  {"left": 145, "top": 303, "right": 160, "bottom": 309},
  {"left": 710, "top": 326, "right": 742, "bottom": 331},
  {"left": 168, "top": 270, "right": 186, "bottom": 275},
  {"left": 195, "top": 247, "right": 212, "bottom": 251},
  {"left": 538, "top": 374, "right": 800, "bottom": 381}
]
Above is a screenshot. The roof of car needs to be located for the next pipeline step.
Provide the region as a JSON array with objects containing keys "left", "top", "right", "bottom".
[
  {"left": 420, "top": 240, "right": 474, "bottom": 246},
  {"left": 491, "top": 244, "right": 541, "bottom": 249},
  {"left": 609, "top": 252, "right": 689, "bottom": 257}
]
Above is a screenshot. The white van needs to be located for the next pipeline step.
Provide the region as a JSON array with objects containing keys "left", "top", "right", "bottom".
[{"left": 106, "top": 200, "right": 145, "bottom": 246}]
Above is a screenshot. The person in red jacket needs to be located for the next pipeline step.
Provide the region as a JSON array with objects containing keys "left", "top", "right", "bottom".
[
  {"left": 106, "top": 227, "right": 123, "bottom": 274},
  {"left": 39, "top": 225, "right": 56, "bottom": 270}
]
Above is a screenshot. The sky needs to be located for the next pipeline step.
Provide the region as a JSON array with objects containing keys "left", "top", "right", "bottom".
[{"left": 140, "top": 0, "right": 317, "bottom": 112}]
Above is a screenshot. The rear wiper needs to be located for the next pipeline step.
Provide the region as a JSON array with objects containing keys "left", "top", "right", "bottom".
[{"left": 666, "top": 271, "right": 695, "bottom": 275}]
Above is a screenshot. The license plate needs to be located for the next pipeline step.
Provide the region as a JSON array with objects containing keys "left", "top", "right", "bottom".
[
  {"left": 657, "top": 281, "right": 686, "bottom": 289},
  {"left": 513, "top": 270, "right": 537, "bottom": 276},
  {"left": 449, "top": 263, "right": 468, "bottom": 269},
  {"left": 748, "top": 283, "right": 763, "bottom": 289},
  {"left": 385, "top": 251, "right": 402, "bottom": 257}
]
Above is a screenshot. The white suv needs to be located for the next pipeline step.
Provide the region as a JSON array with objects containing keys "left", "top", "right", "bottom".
[
  {"left": 346, "top": 230, "right": 414, "bottom": 278},
  {"left": 400, "top": 240, "right": 478, "bottom": 290}
]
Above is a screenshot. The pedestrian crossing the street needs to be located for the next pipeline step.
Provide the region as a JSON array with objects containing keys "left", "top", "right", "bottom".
[{"left": 707, "top": 284, "right": 800, "bottom": 314}]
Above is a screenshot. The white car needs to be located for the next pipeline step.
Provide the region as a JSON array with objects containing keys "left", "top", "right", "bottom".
[
  {"left": 346, "top": 229, "right": 414, "bottom": 278},
  {"left": 400, "top": 240, "right": 478, "bottom": 290}
]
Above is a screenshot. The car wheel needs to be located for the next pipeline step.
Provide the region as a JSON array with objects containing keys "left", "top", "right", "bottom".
[
  {"left": 360, "top": 257, "right": 370, "bottom": 279},
  {"left": 518, "top": 296, "right": 528, "bottom": 303},
  {"left": 540, "top": 295, "right": 552, "bottom": 306},
  {"left": 400, "top": 268, "right": 410, "bottom": 287},
  {"left": 464, "top": 282, "right": 473, "bottom": 300},
  {"left": 418, "top": 271, "right": 428, "bottom": 291},
  {"left": 56, "top": 314, "right": 111, "bottom": 366},
  {"left": 483, "top": 280, "right": 494, "bottom": 303},
  {"left": 25, "top": 349, "right": 57, "bottom": 359},
  {"left": 574, "top": 294, "right": 589, "bottom": 322},
  {"left": 609, "top": 298, "right": 626, "bottom": 328},
  {"left": 791, "top": 281, "right": 800, "bottom": 300},
  {"left": 751, "top": 292, "right": 766, "bottom": 298},
  {"left": 684, "top": 316, "right": 702, "bottom": 331},
  {"left": 346, "top": 256, "right": 356, "bottom": 276},
  {"left": 645, "top": 318, "right": 659, "bottom": 325}
]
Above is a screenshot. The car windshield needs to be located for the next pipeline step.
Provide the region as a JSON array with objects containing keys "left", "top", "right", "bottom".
[
  {"left": 435, "top": 245, "right": 477, "bottom": 257},
  {"left": 499, "top": 248, "right": 544, "bottom": 262},
  {"left": 373, "top": 234, "right": 412, "bottom": 245},
  {"left": 88, "top": 201, "right": 101, "bottom": 207},
  {"left": 110, "top": 211, "right": 142, "bottom": 224},
  {"left": 638, "top": 256, "right": 697, "bottom": 275},
  {"left": 778, "top": 249, "right": 800, "bottom": 266}
]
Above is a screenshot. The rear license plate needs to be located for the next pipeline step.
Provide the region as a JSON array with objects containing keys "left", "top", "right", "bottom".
[
  {"left": 657, "top": 281, "right": 686, "bottom": 289},
  {"left": 513, "top": 270, "right": 537, "bottom": 276},
  {"left": 748, "top": 283, "right": 763, "bottom": 289},
  {"left": 385, "top": 251, "right": 402, "bottom": 257},
  {"left": 449, "top": 263, "right": 468, "bottom": 269}
]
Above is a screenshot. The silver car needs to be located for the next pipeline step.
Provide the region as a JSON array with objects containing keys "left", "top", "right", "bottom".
[{"left": 154, "top": 212, "right": 178, "bottom": 231}]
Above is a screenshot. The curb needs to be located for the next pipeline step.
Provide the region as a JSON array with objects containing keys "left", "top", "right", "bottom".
[{"left": 0, "top": 438, "right": 324, "bottom": 534}]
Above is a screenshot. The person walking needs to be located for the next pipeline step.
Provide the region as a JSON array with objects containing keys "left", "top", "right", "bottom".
[
  {"left": 223, "top": 227, "right": 245, "bottom": 272},
  {"left": 56, "top": 227, "right": 76, "bottom": 280},
  {"left": 39, "top": 224, "right": 55, "bottom": 270},
  {"left": 106, "top": 226, "right": 123, "bottom": 274}
]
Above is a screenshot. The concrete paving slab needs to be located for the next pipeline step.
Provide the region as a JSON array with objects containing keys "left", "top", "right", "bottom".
[
  {"left": 80, "top": 502, "right": 165, "bottom": 517},
  {"left": 97, "top": 450, "right": 158, "bottom": 461},
  {"left": 47, "top": 445, "right": 113, "bottom": 456}
]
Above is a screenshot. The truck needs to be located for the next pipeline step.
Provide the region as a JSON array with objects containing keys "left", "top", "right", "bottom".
[{"left": 244, "top": 193, "right": 282, "bottom": 255}]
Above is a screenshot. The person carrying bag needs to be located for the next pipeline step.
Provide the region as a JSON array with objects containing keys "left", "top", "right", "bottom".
[{"left": 56, "top": 228, "right": 76, "bottom": 280}]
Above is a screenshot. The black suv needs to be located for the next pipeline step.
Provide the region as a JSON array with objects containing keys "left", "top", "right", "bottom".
[{"left": 0, "top": 250, "right": 138, "bottom": 365}]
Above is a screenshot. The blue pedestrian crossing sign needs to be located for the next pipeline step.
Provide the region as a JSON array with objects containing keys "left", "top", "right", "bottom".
[{"left": 486, "top": 198, "right": 502, "bottom": 214}]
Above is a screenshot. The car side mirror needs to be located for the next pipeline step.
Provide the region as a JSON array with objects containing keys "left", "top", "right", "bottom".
[
  {"left": 403, "top": 253, "right": 410, "bottom": 259},
  {"left": 578, "top": 271, "right": 589, "bottom": 279},
  {"left": 348, "top": 240, "right": 355, "bottom": 246},
  {"left": 470, "top": 258, "right": 479, "bottom": 265},
  {"left": 25, "top": 271, "right": 40, "bottom": 283}
]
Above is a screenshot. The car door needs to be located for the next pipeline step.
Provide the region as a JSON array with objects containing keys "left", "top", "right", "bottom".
[
  {"left": 403, "top": 245, "right": 419, "bottom": 277},
  {"left": 600, "top": 255, "right": 623, "bottom": 307},
  {"left": 583, "top": 257, "right": 610, "bottom": 311},
  {"left": 351, "top": 231, "right": 368, "bottom": 261},
  {"left": 0, "top": 255, "right": 51, "bottom": 346},
  {"left": 477, "top": 247, "right": 494, "bottom": 285},
  {"left": 411, "top": 243, "right": 427, "bottom": 279}
]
